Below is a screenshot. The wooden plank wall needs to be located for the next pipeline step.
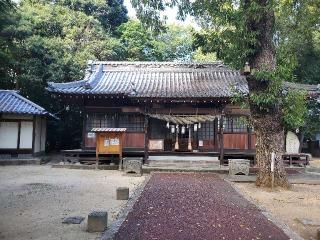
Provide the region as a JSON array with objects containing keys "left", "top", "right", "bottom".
[
  {"left": 223, "top": 133, "right": 248, "bottom": 149},
  {"left": 85, "top": 132, "right": 145, "bottom": 149},
  {"left": 250, "top": 134, "right": 256, "bottom": 149},
  {"left": 123, "top": 132, "right": 145, "bottom": 148}
]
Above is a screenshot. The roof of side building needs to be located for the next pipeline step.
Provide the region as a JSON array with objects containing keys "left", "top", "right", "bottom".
[{"left": 0, "top": 90, "right": 54, "bottom": 117}]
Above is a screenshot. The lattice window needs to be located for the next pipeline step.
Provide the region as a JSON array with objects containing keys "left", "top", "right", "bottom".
[
  {"left": 119, "top": 114, "right": 144, "bottom": 132},
  {"left": 86, "top": 114, "right": 114, "bottom": 131},
  {"left": 198, "top": 121, "right": 214, "bottom": 140},
  {"left": 223, "top": 116, "right": 248, "bottom": 133}
]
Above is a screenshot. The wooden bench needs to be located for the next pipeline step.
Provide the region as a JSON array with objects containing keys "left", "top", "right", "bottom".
[{"left": 282, "top": 153, "right": 310, "bottom": 166}]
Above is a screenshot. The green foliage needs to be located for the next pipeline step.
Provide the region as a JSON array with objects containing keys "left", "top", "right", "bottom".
[
  {"left": 117, "top": 19, "right": 195, "bottom": 61},
  {"left": 192, "top": 48, "right": 217, "bottom": 62},
  {"left": 117, "top": 20, "right": 155, "bottom": 60},
  {"left": 50, "top": 0, "right": 128, "bottom": 32},
  {"left": 152, "top": 24, "right": 194, "bottom": 61},
  {"left": 2, "top": 0, "right": 123, "bottom": 101},
  {"left": 283, "top": 90, "right": 307, "bottom": 130},
  {"left": 301, "top": 100, "right": 320, "bottom": 140},
  {"left": 276, "top": 0, "right": 320, "bottom": 85}
]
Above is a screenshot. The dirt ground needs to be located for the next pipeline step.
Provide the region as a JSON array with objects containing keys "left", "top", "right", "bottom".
[
  {"left": 310, "top": 157, "right": 320, "bottom": 168},
  {"left": 235, "top": 181, "right": 320, "bottom": 240},
  {"left": 0, "top": 165, "right": 145, "bottom": 240}
]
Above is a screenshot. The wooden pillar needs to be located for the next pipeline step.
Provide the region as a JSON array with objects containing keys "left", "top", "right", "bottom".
[
  {"left": 213, "top": 118, "right": 218, "bottom": 152},
  {"left": 32, "top": 116, "right": 36, "bottom": 155},
  {"left": 17, "top": 121, "right": 21, "bottom": 151},
  {"left": 219, "top": 116, "right": 224, "bottom": 165},
  {"left": 188, "top": 126, "right": 192, "bottom": 151},
  {"left": 81, "top": 118, "right": 86, "bottom": 150},
  {"left": 144, "top": 115, "right": 149, "bottom": 164},
  {"left": 247, "top": 125, "right": 252, "bottom": 150},
  {"left": 95, "top": 132, "right": 99, "bottom": 170},
  {"left": 174, "top": 126, "right": 179, "bottom": 150}
]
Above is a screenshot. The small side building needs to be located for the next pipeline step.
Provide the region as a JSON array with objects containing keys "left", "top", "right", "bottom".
[{"left": 0, "top": 90, "right": 53, "bottom": 159}]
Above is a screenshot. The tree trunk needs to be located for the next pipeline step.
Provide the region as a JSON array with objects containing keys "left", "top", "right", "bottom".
[
  {"left": 245, "top": 0, "right": 290, "bottom": 188},
  {"left": 253, "top": 115, "right": 289, "bottom": 188}
]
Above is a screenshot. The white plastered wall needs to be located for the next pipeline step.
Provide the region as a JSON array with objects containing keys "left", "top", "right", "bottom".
[
  {"left": 0, "top": 122, "right": 19, "bottom": 148},
  {"left": 20, "top": 121, "right": 33, "bottom": 149}
]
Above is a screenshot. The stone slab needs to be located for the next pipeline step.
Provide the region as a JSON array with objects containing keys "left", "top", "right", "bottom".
[
  {"left": 87, "top": 211, "right": 108, "bottom": 232},
  {"left": 117, "top": 187, "right": 129, "bottom": 200},
  {"left": 124, "top": 158, "right": 143, "bottom": 175},
  {"left": 62, "top": 216, "right": 85, "bottom": 224},
  {"left": 228, "top": 159, "right": 250, "bottom": 176}
]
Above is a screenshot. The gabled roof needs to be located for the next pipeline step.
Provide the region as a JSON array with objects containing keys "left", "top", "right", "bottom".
[
  {"left": 47, "top": 61, "right": 248, "bottom": 98},
  {"left": 0, "top": 90, "right": 53, "bottom": 116}
]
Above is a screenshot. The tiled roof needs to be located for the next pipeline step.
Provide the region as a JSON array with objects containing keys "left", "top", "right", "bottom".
[
  {"left": 0, "top": 90, "right": 52, "bottom": 116},
  {"left": 47, "top": 61, "right": 248, "bottom": 98}
]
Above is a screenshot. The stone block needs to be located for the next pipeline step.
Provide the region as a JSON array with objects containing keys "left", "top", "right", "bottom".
[
  {"left": 123, "top": 158, "right": 143, "bottom": 175},
  {"left": 87, "top": 211, "right": 108, "bottom": 232},
  {"left": 117, "top": 187, "right": 129, "bottom": 200},
  {"left": 229, "top": 159, "right": 250, "bottom": 176}
]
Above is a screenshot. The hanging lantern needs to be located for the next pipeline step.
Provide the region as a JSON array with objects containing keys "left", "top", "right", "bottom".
[
  {"left": 166, "top": 122, "right": 170, "bottom": 129},
  {"left": 243, "top": 62, "right": 251, "bottom": 75},
  {"left": 171, "top": 125, "right": 175, "bottom": 133},
  {"left": 198, "top": 122, "right": 201, "bottom": 129},
  {"left": 181, "top": 126, "right": 186, "bottom": 134},
  {"left": 194, "top": 124, "right": 198, "bottom": 132}
]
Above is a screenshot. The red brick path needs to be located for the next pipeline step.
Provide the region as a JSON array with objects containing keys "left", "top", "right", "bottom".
[{"left": 114, "top": 173, "right": 289, "bottom": 240}]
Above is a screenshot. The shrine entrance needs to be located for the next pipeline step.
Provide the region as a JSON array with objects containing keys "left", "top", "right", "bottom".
[{"left": 148, "top": 114, "right": 218, "bottom": 153}]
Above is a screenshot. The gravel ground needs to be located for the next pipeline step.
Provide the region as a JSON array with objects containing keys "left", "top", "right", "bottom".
[
  {"left": 235, "top": 181, "right": 320, "bottom": 239},
  {"left": 310, "top": 157, "right": 320, "bottom": 168},
  {"left": 114, "top": 172, "right": 289, "bottom": 240},
  {"left": 0, "top": 165, "right": 145, "bottom": 240}
]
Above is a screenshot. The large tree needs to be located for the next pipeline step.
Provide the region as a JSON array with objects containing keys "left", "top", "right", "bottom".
[{"left": 130, "top": 0, "right": 318, "bottom": 188}]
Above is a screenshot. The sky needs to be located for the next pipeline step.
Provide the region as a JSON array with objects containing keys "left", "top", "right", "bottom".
[{"left": 123, "top": 0, "right": 199, "bottom": 28}]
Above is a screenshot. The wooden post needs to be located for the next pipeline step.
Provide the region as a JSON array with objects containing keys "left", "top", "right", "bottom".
[
  {"left": 81, "top": 118, "right": 86, "bottom": 150},
  {"left": 219, "top": 116, "right": 224, "bottom": 165},
  {"left": 17, "top": 121, "right": 21, "bottom": 151},
  {"left": 32, "top": 116, "right": 36, "bottom": 155},
  {"left": 174, "top": 128, "right": 179, "bottom": 150},
  {"left": 271, "top": 152, "right": 275, "bottom": 190},
  {"left": 144, "top": 116, "right": 149, "bottom": 164},
  {"left": 188, "top": 126, "right": 192, "bottom": 151},
  {"left": 213, "top": 118, "right": 218, "bottom": 152},
  {"left": 247, "top": 125, "right": 252, "bottom": 150},
  {"left": 95, "top": 134, "right": 99, "bottom": 170},
  {"left": 95, "top": 153, "right": 99, "bottom": 170}
]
